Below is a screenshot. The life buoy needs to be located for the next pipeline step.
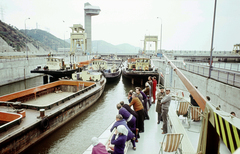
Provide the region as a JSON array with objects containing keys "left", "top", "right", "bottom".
[
  {"left": 90, "top": 67, "right": 93, "bottom": 70},
  {"left": 182, "top": 92, "right": 184, "bottom": 97},
  {"left": 40, "top": 117, "right": 49, "bottom": 130}
]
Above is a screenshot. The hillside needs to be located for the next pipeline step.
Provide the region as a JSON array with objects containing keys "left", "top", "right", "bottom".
[
  {"left": 0, "top": 20, "right": 34, "bottom": 51},
  {"left": 0, "top": 20, "right": 139, "bottom": 54},
  {"left": 21, "top": 29, "right": 70, "bottom": 51},
  {"left": 92, "top": 40, "right": 140, "bottom": 53}
]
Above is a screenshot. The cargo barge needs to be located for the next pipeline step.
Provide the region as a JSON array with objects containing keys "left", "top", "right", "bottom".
[{"left": 0, "top": 76, "right": 106, "bottom": 154}]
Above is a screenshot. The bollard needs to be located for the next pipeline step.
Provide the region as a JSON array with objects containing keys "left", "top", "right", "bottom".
[{"left": 40, "top": 109, "right": 45, "bottom": 117}]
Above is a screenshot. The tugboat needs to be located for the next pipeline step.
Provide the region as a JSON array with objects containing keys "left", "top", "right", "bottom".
[
  {"left": 122, "top": 57, "right": 159, "bottom": 84},
  {"left": 88, "top": 59, "right": 122, "bottom": 82},
  {"left": 104, "top": 54, "right": 122, "bottom": 65},
  {"left": 0, "top": 72, "right": 106, "bottom": 154},
  {"left": 31, "top": 57, "right": 80, "bottom": 81}
]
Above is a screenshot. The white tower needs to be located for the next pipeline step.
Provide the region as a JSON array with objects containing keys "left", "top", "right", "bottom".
[{"left": 84, "top": 2, "right": 100, "bottom": 54}]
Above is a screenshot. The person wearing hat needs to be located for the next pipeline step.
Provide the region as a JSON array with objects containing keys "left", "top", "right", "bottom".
[
  {"left": 156, "top": 87, "right": 166, "bottom": 124},
  {"left": 111, "top": 125, "right": 128, "bottom": 154},
  {"left": 160, "top": 88, "right": 171, "bottom": 134},
  {"left": 91, "top": 137, "right": 109, "bottom": 154}
]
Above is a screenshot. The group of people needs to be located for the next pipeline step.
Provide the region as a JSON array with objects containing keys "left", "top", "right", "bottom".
[{"left": 91, "top": 76, "right": 174, "bottom": 154}]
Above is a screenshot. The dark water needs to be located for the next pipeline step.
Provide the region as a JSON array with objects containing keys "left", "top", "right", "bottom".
[
  {"left": 11, "top": 76, "right": 143, "bottom": 154},
  {"left": 0, "top": 76, "right": 44, "bottom": 96}
]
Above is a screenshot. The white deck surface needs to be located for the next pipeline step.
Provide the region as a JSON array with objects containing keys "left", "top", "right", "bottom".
[{"left": 83, "top": 97, "right": 231, "bottom": 154}]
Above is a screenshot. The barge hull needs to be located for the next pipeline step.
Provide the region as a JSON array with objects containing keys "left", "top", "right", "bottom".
[{"left": 0, "top": 79, "right": 106, "bottom": 154}]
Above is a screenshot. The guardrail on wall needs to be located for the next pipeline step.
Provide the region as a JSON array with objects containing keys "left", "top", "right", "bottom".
[{"left": 154, "top": 59, "right": 240, "bottom": 88}]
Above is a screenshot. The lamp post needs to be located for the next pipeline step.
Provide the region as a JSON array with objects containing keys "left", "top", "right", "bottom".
[
  {"left": 25, "top": 17, "right": 30, "bottom": 60},
  {"left": 157, "top": 17, "right": 163, "bottom": 87},
  {"left": 157, "top": 17, "right": 162, "bottom": 54},
  {"left": 209, "top": 0, "right": 217, "bottom": 78}
]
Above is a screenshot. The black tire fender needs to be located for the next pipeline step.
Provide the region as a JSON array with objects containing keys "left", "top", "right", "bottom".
[{"left": 40, "top": 117, "right": 49, "bottom": 130}]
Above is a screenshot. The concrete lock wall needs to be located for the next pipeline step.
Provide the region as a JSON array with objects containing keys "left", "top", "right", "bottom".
[
  {"left": 0, "top": 58, "right": 46, "bottom": 86},
  {"left": 0, "top": 55, "right": 89, "bottom": 86},
  {"left": 156, "top": 62, "right": 240, "bottom": 118}
]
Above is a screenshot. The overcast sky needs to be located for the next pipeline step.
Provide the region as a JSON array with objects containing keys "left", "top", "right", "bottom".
[{"left": 1, "top": 0, "right": 239, "bottom": 51}]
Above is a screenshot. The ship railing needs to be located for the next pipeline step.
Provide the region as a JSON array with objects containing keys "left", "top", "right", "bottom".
[
  {"left": 18, "top": 83, "right": 97, "bottom": 111},
  {"left": 161, "top": 54, "right": 240, "bottom": 153}
]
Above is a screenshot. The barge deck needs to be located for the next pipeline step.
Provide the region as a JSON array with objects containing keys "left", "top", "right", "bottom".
[{"left": 0, "top": 78, "right": 106, "bottom": 154}]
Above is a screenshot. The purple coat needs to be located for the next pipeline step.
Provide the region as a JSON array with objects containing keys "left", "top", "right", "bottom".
[
  {"left": 92, "top": 143, "right": 109, "bottom": 154},
  {"left": 111, "top": 134, "right": 127, "bottom": 154},
  {"left": 119, "top": 107, "right": 131, "bottom": 120},
  {"left": 140, "top": 91, "right": 147, "bottom": 100},
  {"left": 110, "top": 119, "right": 135, "bottom": 141}
]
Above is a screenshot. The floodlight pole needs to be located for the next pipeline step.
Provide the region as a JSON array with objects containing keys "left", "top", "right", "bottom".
[
  {"left": 25, "top": 17, "right": 30, "bottom": 60},
  {"left": 209, "top": 0, "right": 217, "bottom": 78}
]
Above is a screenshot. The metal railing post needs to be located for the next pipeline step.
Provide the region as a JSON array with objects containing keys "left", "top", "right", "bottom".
[
  {"left": 227, "top": 72, "right": 229, "bottom": 84},
  {"left": 233, "top": 73, "right": 235, "bottom": 86}
]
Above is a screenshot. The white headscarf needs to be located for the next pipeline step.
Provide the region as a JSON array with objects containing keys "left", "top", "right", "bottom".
[
  {"left": 91, "top": 137, "right": 99, "bottom": 146},
  {"left": 117, "top": 125, "right": 128, "bottom": 136}
]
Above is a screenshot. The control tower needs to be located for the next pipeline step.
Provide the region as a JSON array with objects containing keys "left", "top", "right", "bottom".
[{"left": 84, "top": 2, "right": 101, "bottom": 54}]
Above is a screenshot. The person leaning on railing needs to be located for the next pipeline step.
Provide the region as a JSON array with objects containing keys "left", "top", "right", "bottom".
[
  {"left": 110, "top": 114, "right": 136, "bottom": 150},
  {"left": 129, "top": 92, "right": 145, "bottom": 133},
  {"left": 117, "top": 103, "right": 137, "bottom": 142},
  {"left": 110, "top": 125, "right": 128, "bottom": 154}
]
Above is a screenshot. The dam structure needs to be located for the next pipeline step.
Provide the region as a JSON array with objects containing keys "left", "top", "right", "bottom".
[{"left": 84, "top": 2, "right": 101, "bottom": 54}]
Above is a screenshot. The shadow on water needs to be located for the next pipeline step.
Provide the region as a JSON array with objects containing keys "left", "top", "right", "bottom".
[
  {"left": 0, "top": 76, "right": 43, "bottom": 96},
  {"left": 24, "top": 76, "right": 144, "bottom": 154}
]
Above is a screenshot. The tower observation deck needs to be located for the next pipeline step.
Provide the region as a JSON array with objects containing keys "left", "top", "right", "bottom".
[{"left": 84, "top": 2, "right": 101, "bottom": 54}]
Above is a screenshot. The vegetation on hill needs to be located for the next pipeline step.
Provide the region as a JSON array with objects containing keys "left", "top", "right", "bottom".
[
  {"left": 0, "top": 20, "right": 30, "bottom": 51},
  {"left": 0, "top": 20, "right": 138, "bottom": 53},
  {"left": 0, "top": 20, "right": 69, "bottom": 52},
  {"left": 21, "top": 29, "right": 70, "bottom": 51}
]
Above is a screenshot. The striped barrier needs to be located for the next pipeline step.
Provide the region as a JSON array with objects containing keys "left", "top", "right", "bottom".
[{"left": 214, "top": 112, "right": 240, "bottom": 153}]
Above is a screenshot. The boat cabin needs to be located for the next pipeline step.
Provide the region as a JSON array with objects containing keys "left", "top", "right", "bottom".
[
  {"left": 127, "top": 58, "right": 152, "bottom": 71},
  {"left": 103, "top": 64, "right": 119, "bottom": 74},
  {"left": 46, "top": 57, "right": 65, "bottom": 70},
  {"left": 72, "top": 71, "right": 102, "bottom": 82},
  {"left": 88, "top": 59, "right": 108, "bottom": 71}
]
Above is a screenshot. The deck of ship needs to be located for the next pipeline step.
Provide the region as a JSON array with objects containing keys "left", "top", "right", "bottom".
[
  {"left": 83, "top": 93, "right": 231, "bottom": 154},
  {"left": 126, "top": 99, "right": 231, "bottom": 154},
  {"left": 0, "top": 88, "right": 98, "bottom": 142}
]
